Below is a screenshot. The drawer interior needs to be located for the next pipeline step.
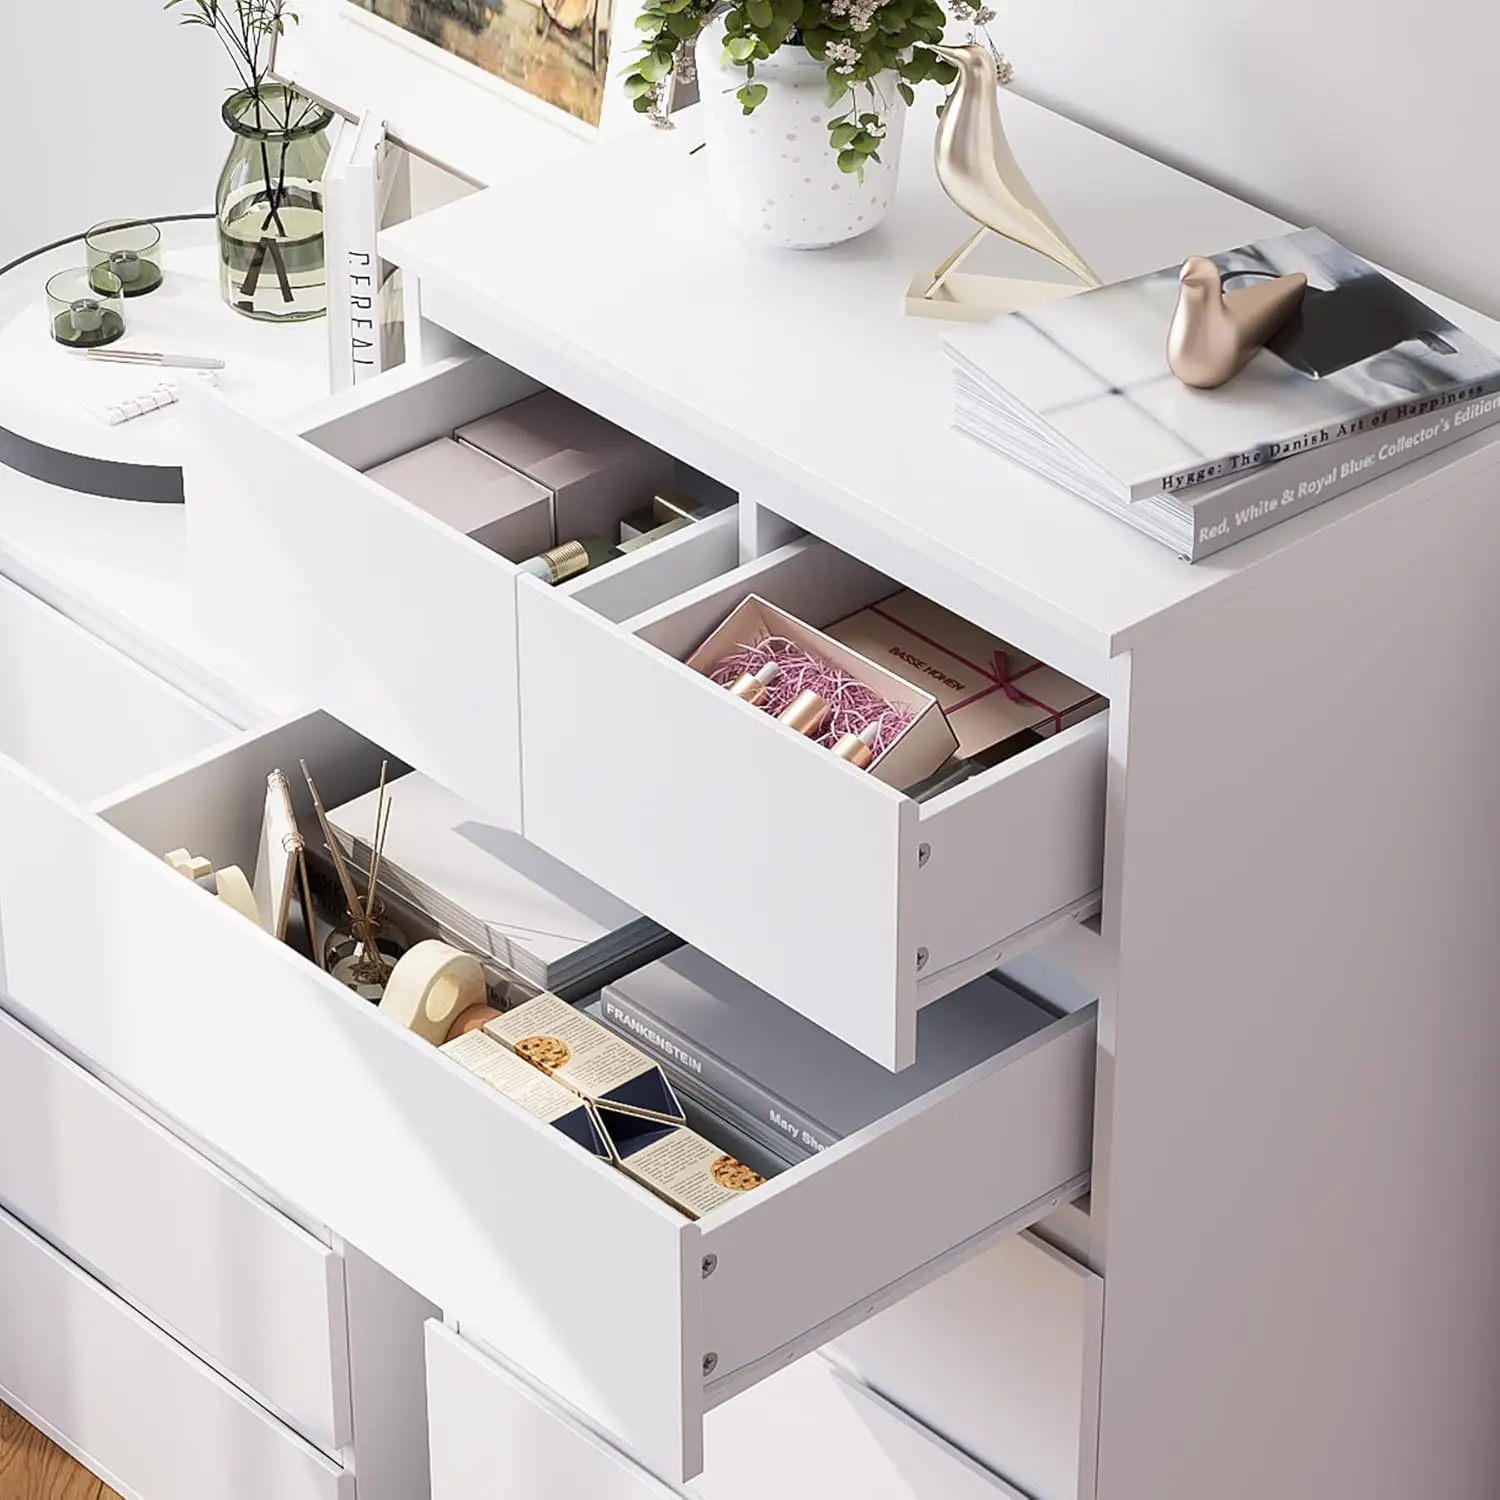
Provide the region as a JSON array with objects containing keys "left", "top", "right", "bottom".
[
  {"left": 75, "top": 710, "right": 1094, "bottom": 1480},
  {"left": 297, "top": 353, "right": 742, "bottom": 598},
  {"left": 520, "top": 535, "right": 1110, "bottom": 1068}
]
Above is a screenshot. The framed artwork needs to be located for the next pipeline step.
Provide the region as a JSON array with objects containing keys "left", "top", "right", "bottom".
[
  {"left": 271, "top": 0, "right": 626, "bottom": 187},
  {"left": 346, "top": 0, "right": 617, "bottom": 129}
]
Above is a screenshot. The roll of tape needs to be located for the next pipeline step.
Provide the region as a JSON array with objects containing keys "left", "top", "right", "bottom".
[
  {"left": 380, "top": 940, "right": 486, "bottom": 1045},
  {"left": 214, "top": 865, "right": 259, "bottom": 925}
]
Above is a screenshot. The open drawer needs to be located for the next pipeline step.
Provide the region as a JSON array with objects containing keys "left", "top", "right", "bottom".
[
  {"left": 520, "top": 537, "right": 1109, "bottom": 1069},
  {"left": 0, "top": 711, "right": 1096, "bottom": 1484},
  {"left": 183, "top": 351, "right": 741, "bottom": 832}
]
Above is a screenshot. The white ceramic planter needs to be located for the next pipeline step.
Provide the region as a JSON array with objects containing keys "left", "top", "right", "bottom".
[{"left": 695, "top": 19, "right": 907, "bottom": 249}]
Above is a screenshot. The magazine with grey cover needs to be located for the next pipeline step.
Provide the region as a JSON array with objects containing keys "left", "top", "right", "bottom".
[{"left": 945, "top": 228, "right": 1500, "bottom": 501}]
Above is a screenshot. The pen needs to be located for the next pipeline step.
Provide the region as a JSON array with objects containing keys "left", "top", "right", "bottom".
[{"left": 84, "top": 349, "right": 226, "bottom": 371}]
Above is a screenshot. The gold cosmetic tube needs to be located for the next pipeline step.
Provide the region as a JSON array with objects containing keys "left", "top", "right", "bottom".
[
  {"left": 728, "top": 661, "right": 780, "bottom": 706},
  {"left": 831, "top": 722, "right": 881, "bottom": 769},
  {"left": 778, "top": 690, "right": 829, "bottom": 737}
]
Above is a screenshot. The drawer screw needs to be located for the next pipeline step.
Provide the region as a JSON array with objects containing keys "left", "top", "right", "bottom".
[
  {"left": 918, "top": 843, "right": 931, "bottom": 868},
  {"left": 703, "top": 1352, "right": 719, "bottom": 1377},
  {"left": 702, "top": 1254, "right": 718, "bottom": 1279},
  {"left": 916, "top": 947, "right": 929, "bottom": 971}
]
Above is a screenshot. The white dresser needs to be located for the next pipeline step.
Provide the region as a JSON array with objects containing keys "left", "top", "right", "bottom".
[{"left": 3, "top": 93, "right": 1500, "bottom": 1500}]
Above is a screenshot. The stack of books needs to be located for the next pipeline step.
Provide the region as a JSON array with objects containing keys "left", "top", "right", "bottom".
[
  {"left": 594, "top": 948, "right": 1070, "bottom": 1167},
  {"left": 945, "top": 228, "right": 1500, "bottom": 561},
  {"left": 327, "top": 773, "right": 678, "bottom": 997}
]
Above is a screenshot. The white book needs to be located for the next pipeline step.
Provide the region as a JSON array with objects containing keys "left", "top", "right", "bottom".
[
  {"left": 320, "top": 114, "right": 357, "bottom": 392},
  {"left": 344, "top": 112, "right": 387, "bottom": 385}
]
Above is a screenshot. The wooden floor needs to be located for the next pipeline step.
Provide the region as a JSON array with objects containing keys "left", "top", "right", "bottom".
[{"left": 0, "top": 1403, "right": 120, "bottom": 1499}]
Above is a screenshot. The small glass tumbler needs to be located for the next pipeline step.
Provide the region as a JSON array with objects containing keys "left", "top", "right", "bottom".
[
  {"left": 46, "top": 268, "right": 126, "bottom": 349},
  {"left": 85, "top": 219, "right": 164, "bottom": 298}
]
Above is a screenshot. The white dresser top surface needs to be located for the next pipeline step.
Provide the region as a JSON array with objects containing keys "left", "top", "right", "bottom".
[{"left": 384, "top": 95, "right": 1500, "bottom": 657}]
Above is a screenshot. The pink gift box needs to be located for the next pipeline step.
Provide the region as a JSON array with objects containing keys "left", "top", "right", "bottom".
[{"left": 826, "top": 591, "right": 1104, "bottom": 761}]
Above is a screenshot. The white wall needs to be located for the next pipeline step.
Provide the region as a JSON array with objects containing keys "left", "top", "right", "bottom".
[
  {"left": 0, "top": 1, "right": 469, "bottom": 268},
  {"left": 4, "top": 0, "right": 1491, "bottom": 312},
  {"left": 1001, "top": 0, "right": 1499, "bottom": 316},
  {"left": 0, "top": 1, "right": 235, "bottom": 267}
]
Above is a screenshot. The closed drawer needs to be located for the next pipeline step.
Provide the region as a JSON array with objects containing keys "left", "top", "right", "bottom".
[
  {"left": 0, "top": 1201, "right": 349, "bottom": 1500},
  {"left": 0, "top": 574, "right": 228, "bottom": 803},
  {"left": 183, "top": 353, "right": 740, "bottom": 832},
  {"left": 0, "top": 1007, "right": 350, "bottom": 1454},
  {"left": 427, "top": 1321, "right": 1025, "bottom": 1500},
  {"left": 836, "top": 1230, "right": 1103, "bottom": 1500},
  {"left": 0, "top": 711, "right": 1095, "bottom": 1484},
  {"left": 520, "top": 536, "right": 1108, "bottom": 1068}
]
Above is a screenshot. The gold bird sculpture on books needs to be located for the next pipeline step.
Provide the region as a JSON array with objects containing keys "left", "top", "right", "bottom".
[
  {"left": 1166, "top": 256, "right": 1308, "bottom": 388},
  {"left": 912, "top": 43, "right": 1101, "bottom": 316}
]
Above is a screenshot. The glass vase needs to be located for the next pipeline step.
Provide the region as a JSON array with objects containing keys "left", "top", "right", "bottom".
[{"left": 216, "top": 84, "right": 333, "bottom": 323}]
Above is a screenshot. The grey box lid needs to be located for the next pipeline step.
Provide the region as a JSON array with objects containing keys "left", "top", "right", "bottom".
[{"left": 366, "top": 436, "right": 553, "bottom": 559}]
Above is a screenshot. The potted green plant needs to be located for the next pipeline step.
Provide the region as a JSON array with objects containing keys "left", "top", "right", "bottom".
[
  {"left": 627, "top": 0, "right": 999, "bottom": 247},
  {"left": 164, "top": 0, "right": 334, "bottom": 320}
]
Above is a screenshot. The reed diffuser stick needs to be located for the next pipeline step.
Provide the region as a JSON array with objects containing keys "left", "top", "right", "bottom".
[
  {"left": 300, "top": 759, "right": 377, "bottom": 946},
  {"left": 363, "top": 761, "right": 391, "bottom": 927}
]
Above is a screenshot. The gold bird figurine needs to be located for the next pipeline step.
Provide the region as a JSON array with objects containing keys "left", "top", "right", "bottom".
[
  {"left": 1166, "top": 256, "right": 1308, "bottom": 388},
  {"left": 908, "top": 43, "right": 1101, "bottom": 319}
]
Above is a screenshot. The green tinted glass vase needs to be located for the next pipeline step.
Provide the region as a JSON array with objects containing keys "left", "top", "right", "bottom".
[{"left": 216, "top": 85, "right": 333, "bottom": 323}]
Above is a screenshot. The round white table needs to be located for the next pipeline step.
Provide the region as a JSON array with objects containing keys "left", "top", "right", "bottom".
[{"left": 0, "top": 219, "right": 328, "bottom": 503}]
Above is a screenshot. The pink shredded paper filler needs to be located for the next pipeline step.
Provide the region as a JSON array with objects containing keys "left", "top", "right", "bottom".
[{"left": 709, "top": 634, "right": 916, "bottom": 754}]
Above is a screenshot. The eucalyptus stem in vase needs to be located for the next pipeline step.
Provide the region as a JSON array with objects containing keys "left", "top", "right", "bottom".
[{"left": 164, "top": 0, "right": 334, "bottom": 321}]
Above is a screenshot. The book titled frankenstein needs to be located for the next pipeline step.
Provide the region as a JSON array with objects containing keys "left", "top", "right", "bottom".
[{"left": 945, "top": 228, "right": 1500, "bottom": 502}]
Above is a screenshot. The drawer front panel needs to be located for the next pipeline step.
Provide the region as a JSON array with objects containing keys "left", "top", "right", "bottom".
[
  {"left": 428, "top": 1323, "right": 677, "bottom": 1500},
  {"left": 427, "top": 1322, "right": 1023, "bottom": 1500},
  {"left": 0, "top": 1007, "right": 350, "bottom": 1453},
  {"left": 0, "top": 575, "right": 227, "bottom": 804},
  {"left": 520, "top": 572, "right": 912, "bottom": 1066},
  {"left": 519, "top": 539, "right": 1107, "bottom": 1070},
  {"left": 183, "top": 358, "right": 536, "bottom": 829},
  {"left": 0, "top": 1203, "right": 348, "bottom": 1500}
]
